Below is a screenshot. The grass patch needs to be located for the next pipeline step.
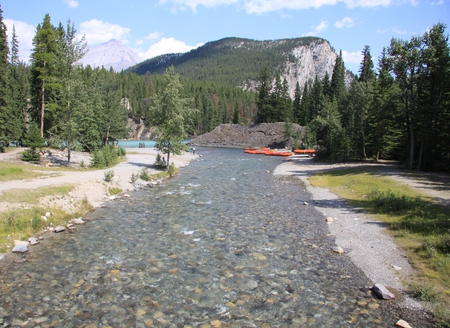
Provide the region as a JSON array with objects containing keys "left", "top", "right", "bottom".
[
  {"left": 1, "top": 185, "right": 74, "bottom": 204},
  {"left": 0, "top": 162, "right": 49, "bottom": 182},
  {"left": 108, "top": 187, "right": 122, "bottom": 195},
  {"left": 309, "top": 166, "right": 450, "bottom": 324},
  {"left": 0, "top": 198, "right": 93, "bottom": 252}
]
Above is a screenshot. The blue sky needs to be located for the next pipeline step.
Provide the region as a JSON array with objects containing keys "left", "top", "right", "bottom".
[{"left": 2, "top": 0, "right": 449, "bottom": 74}]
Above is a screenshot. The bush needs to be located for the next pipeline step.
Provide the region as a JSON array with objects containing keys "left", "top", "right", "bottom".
[
  {"left": 168, "top": 162, "right": 178, "bottom": 177},
  {"left": 130, "top": 172, "right": 138, "bottom": 183},
  {"left": 139, "top": 168, "right": 150, "bottom": 181},
  {"left": 21, "top": 148, "right": 41, "bottom": 163},
  {"left": 368, "top": 190, "right": 422, "bottom": 214},
  {"left": 104, "top": 170, "right": 114, "bottom": 182},
  {"left": 90, "top": 145, "right": 122, "bottom": 168},
  {"left": 154, "top": 153, "right": 166, "bottom": 168}
]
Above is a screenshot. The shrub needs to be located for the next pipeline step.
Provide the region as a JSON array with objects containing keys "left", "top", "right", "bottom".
[
  {"left": 104, "top": 170, "right": 114, "bottom": 182},
  {"left": 130, "top": 172, "right": 138, "bottom": 183},
  {"left": 90, "top": 145, "right": 122, "bottom": 168},
  {"left": 139, "top": 168, "right": 150, "bottom": 181},
  {"left": 21, "top": 148, "right": 41, "bottom": 163},
  {"left": 168, "top": 162, "right": 178, "bottom": 177},
  {"left": 154, "top": 153, "right": 166, "bottom": 168},
  {"left": 368, "top": 190, "right": 422, "bottom": 214}
]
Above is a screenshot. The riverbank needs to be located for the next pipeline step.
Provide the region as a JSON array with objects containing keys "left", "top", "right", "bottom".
[
  {"left": 273, "top": 156, "right": 450, "bottom": 324},
  {"left": 0, "top": 147, "right": 199, "bottom": 215}
]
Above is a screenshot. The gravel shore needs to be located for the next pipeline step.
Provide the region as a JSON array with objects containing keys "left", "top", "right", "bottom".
[{"left": 273, "top": 157, "right": 423, "bottom": 311}]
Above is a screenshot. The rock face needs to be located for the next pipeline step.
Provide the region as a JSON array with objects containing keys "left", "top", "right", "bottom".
[{"left": 188, "top": 123, "right": 305, "bottom": 148}]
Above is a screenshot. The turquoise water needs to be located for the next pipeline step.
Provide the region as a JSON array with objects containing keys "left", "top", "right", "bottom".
[
  {"left": 0, "top": 147, "right": 411, "bottom": 327},
  {"left": 117, "top": 140, "right": 156, "bottom": 148}
]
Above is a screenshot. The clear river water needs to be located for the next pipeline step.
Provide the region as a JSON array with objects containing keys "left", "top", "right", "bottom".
[{"left": 0, "top": 147, "right": 403, "bottom": 327}]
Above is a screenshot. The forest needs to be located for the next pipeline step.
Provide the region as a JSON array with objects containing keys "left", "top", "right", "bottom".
[{"left": 0, "top": 6, "right": 449, "bottom": 171}]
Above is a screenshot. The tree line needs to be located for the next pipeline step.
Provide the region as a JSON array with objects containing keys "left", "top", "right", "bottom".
[
  {"left": 256, "top": 24, "right": 450, "bottom": 171},
  {"left": 0, "top": 6, "right": 449, "bottom": 171},
  {"left": 0, "top": 8, "right": 256, "bottom": 160}
]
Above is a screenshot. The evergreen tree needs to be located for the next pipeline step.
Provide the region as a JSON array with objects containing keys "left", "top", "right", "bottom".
[
  {"left": 388, "top": 36, "right": 423, "bottom": 169},
  {"left": 330, "top": 50, "right": 347, "bottom": 103},
  {"left": 30, "top": 14, "right": 60, "bottom": 138},
  {"left": 418, "top": 23, "right": 450, "bottom": 170},
  {"left": 255, "top": 67, "right": 273, "bottom": 123},
  {"left": 359, "top": 45, "right": 375, "bottom": 83},
  {"left": 367, "top": 48, "right": 401, "bottom": 161},
  {"left": 150, "top": 66, "right": 195, "bottom": 166},
  {"left": 0, "top": 5, "right": 11, "bottom": 150},
  {"left": 8, "top": 24, "right": 28, "bottom": 143},
  {"left": 293, "top": 81, "right": 301, "bottom": 124},
  {"left": 54, "top": 20, "right": 87, "bottom": 162}
]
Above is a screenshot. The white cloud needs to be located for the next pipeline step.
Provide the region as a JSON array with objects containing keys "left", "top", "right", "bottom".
[
  {"left": 145, "top": 32, "right": 163, "bottom": 40},
  {"left": 376, "top": 28, "right": 389, "bottom": 33},
  {"left": 304, "top": 19, "right": 329, "bottom": 36},
  {"left": 139, "top": 37, "right": 203, "bottom": 60},
  {"left": 392, "top": 26, "right": 407, "bottom": 34},
  {"left": 63, "top": 0, "right": 79, "bottom": 8},
  {"left": 4, "top": 19, "right": 36, "bottom": 63},
  {"left": 335, "top": 17, "right": 354, "bottom": 28},
  {"left": 159, "top": 0, "right": 394, "bottom": 14},
  {"left": 79, "top": 19, "right": 131, "bottom": 45},
  {"left": 342, "top": 50, "right": 362, "bottom": 65}
]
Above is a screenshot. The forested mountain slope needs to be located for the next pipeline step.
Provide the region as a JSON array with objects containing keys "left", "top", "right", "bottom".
[{"left": 127, "top": 37, "right": 340, "bottom": 98}]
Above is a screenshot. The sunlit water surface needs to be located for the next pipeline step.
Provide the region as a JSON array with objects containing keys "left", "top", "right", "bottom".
[{"left": 0, "top": 147, "right": 397, "bottom": 327}]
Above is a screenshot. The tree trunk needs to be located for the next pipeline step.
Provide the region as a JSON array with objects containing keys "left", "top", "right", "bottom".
[{"left": 40, "top": 82, "right": 45, "bottom": 138}]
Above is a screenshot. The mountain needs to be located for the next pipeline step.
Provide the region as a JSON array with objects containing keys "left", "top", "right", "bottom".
[
  {"left": 80, "top": 39, "right": 141, "bottom": 72},
  {"left": 127, "top": 37, "right": 343, "bottom": 98}
]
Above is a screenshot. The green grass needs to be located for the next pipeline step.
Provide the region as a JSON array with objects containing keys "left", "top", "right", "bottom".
[
  {"left": 0, "top": 162, "right": 48, "bottom": 182},
  {"left": 0, "top": 198, "right": 93, "bottom": 252},
  {"left": 1, "top": 185, "right": 74, "bottom": 204},
  {"left": 309, "top": 166, "right": 450, "bottom": 324}
]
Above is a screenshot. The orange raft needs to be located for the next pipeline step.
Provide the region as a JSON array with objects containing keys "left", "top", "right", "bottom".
[
  {"left": 244, "top": 147, "right": 293, "bottom": 157},
  {"left": 293, "top": 149, "right": 316, "bottom": 154}
]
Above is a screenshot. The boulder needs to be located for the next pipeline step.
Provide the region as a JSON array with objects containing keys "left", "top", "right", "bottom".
[{"left": 371, "top": 284, "right": 395, "bottom": 300}]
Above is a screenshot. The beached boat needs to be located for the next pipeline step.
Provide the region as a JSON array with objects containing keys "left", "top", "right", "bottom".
[{"left": 293, "top": 149, "right": 316, "bottom": 154}]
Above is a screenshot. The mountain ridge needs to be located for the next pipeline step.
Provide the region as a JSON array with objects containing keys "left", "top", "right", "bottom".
[{"left": 127, "top": 36, "right": 342, "bottom": 98}]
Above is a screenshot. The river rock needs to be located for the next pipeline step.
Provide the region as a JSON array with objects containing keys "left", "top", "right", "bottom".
[
  {"left": 371, "top": 284, "right": 395, "bottom": 300},
  {"left": 396, "top": 319, "right": 412, "bottom": 328},
  {"left": 332, "top": 246, "right": 344, "bottom": 254},
  {"left": 28, "top": 237, "right": 39, "bottom": 245},
  {"left": 54, "top": 225, "right": 66, "bottom": 233},
  {"left": 72, "top": 218, "right": 85, "bottom": 225},
  {"left": 12, "top": 245, "right": 28, "bottom": 253}
]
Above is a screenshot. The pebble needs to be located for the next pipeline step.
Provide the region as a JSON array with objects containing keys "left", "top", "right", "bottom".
[{"left": 332, "top": 246, "right": 345, "bottom": 254}]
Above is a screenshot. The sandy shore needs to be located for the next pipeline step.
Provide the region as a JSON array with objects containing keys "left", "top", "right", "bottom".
[{"left": 0, "top": 147, "right": 199, "bottom": 214}]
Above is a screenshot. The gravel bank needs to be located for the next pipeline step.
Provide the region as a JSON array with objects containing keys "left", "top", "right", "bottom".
[{"left": 273, "top": 157, "right": 423, "bottom": 310}]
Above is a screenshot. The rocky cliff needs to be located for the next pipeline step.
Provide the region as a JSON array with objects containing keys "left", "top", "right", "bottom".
[{"left": 188, "top": 123, "right": 305, "bottom": 149}]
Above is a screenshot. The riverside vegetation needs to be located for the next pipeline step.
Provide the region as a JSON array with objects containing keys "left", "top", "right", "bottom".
[{"left": 309, "top": 167, "right": 450, "bottom": 325}]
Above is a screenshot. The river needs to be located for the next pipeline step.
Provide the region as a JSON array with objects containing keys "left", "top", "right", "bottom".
[{"left": 0, "top": 147, "right": 403, "bottom": 327}]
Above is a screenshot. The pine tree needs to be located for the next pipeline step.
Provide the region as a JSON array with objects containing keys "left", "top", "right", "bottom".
[
  {"left": 330, "top": 50, "right": 347, "bottom": 103},
  {"left": 293, "top": 81, "right": 301, "bottom": 124},
  {"left": 8, "top": 24, "right": 28, "bottom": 143},
  {"left": 255, "top": 67, "right": 273, "bottom": 123},
  {"left": 0, "top": 5, "right": 12, "bottom": 150},
  {"left": 54, "top": 20, "right": 87, "bottom": 162},
  {"left": 30, "top": 14, "right": 60, "bottom": 138},
  {"left": 359, "top": 45, "right": 375, "bottom": 83}
]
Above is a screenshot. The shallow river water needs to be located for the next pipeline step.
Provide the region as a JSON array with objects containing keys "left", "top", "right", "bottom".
[{"left": 1, "top": 147, "right": 402, "bottom": 327}]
